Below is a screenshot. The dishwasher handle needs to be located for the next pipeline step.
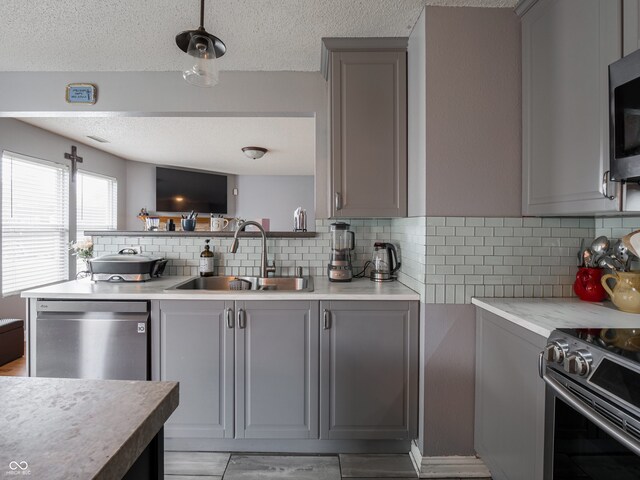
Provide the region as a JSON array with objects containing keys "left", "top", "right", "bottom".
[{"left": 36, "top": 300, "right": 148, "bottom": 313}]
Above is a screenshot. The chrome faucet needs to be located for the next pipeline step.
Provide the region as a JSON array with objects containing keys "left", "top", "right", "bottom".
[{"left": 229, "top": 220, "right": 276, "bottom": 278}]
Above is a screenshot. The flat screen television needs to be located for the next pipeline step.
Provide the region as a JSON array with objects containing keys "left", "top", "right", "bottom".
[{"left": 156, "top": 166, "right": 228, "bottom": 214}]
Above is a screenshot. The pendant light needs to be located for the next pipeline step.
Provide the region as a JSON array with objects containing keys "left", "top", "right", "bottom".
[{"left": 176, "top": 0, "right": 226, "bottom": 87}]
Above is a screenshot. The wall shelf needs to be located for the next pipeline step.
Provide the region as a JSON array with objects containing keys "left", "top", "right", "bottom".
[{"left": 84, "top": 230, "right": 317, "bottom": 238}]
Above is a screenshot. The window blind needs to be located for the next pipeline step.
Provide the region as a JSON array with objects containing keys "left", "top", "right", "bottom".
[
  {"left": 75, "top": 170, "right": 117, "bottom": 272},
  {"left": 2, "top": 151, "right": 70, "bottom": 296}
]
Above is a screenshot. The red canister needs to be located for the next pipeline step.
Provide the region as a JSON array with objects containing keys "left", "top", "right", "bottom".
[{"left": 573, "top": 267, "right": 607, "bottom": 302}]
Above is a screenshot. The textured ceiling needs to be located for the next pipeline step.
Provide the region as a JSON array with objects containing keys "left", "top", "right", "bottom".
[
  {"left": 0, "top": 0, "right": 517, "bottom": 72},
  {"left": 17, "top": 117, "right": 315, "bottom": 176}
]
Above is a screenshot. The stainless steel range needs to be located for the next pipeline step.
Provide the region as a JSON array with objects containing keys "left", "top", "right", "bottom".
[{"left": 540, "top": 328, "right": 640, "bottom": 479}]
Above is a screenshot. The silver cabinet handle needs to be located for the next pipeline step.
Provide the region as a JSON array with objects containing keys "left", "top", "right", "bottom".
[
  {"left": 335, "top": 192, "right": 342, "bottom": 211},
  {"left": 225, "top": 308, "right": 234, "bottom": 329},
  {"left": 323, "top": 309, "right": 331, "bottom": 330},
  {"left": 237, "top": 308, "right": 246, "bottom": 329},
  {"left": 538, "top": 352, "right": 640, "bottom": 456},
  {"left": 602, "top": 170, "right": 615, "bottom": 200}
]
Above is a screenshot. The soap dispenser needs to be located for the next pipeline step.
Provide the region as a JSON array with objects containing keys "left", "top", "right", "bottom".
[{"left": 199, "top": 239, "right": 214, "bottom": 277}]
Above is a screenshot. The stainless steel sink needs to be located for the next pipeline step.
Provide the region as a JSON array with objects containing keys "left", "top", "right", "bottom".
[{"left": 167, "top": 275, "right": 314, "bottom": 292}]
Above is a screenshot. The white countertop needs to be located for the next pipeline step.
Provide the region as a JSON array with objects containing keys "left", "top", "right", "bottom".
[
  {"left": 21, "top": 276, "right": 420, "bottom": 301},
  {"left": 472, "top": 297, "right": 640, "bottom": 338}
]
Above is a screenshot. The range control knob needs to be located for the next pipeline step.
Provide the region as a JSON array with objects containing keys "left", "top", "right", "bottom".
[
  {"left": 544, "top": 340, "right": 569, "bottom": 364},
  {"left": 564, "top": 349, "right": 593, "bottom": 377}
]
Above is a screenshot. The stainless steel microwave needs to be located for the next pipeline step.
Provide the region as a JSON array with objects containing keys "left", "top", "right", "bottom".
[{"left": 610, "top": 48, "right": 640, "bottom": 181}]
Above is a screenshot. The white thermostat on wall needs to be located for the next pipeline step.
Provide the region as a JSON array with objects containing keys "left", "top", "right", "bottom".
[{"left": 66, "top": 83, "right": 97, "bottom": 104}]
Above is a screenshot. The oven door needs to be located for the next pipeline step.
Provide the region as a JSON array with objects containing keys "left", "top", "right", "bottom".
[{"left": 542, "top": 366, "right": 640, "bottom": 479}]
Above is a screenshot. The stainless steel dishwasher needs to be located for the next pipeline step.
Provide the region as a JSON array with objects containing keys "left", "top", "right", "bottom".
[{"left": 35, "top": 300, "right": 149, "bottom": 380}]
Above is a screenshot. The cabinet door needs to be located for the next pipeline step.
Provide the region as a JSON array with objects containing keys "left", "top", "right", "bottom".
[
  {"left": 159, "top": 300, "right": 234, "bottom": 440},
  {"left": 320, "top": 300, "right": 418, "bottom": 440},
  {"left": 235, "top": 300, "right": 319, "bottom": 439},
  {"left": 623, "top": 0, "right": 640, "bottom": 56},
  {"left": 522, "top": 0, "right": 621, "bottom": 215},
  {"left": 474, "top": 309, "right": 547, "bottom": 480},
  {"left": 330, "top": 50, "right": 407, "bottom": 218}
]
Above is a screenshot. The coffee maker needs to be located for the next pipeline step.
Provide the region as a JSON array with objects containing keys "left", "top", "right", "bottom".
[
  {"left": 370, "top": 242, "right": 401, "bottom": 282},
  {"left": 327, "top": 222, "right": 355, "bottom": 282}
]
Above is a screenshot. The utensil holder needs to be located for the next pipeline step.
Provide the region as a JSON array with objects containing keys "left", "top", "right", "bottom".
[{"left": 181, "top": 218, "right": 196, "bottom": 231}]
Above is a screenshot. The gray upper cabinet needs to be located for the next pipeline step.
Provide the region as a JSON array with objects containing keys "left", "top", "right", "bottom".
[
  {"left": 319, "top": 300, "right": 418, "bottom": 440},
  {"left": 329, "top": 48, "right": 407, "bottom": 218},
  {"left": 521, "top": 0, "right": 622, "bottom": 215},
  {"left": 474, "top": 308, "right": 547, "bottom": 480},
  {"left": 234, "top": 300, "right": 319, "bottom": 439},
  {"left": 159, "top": 300, "right": 234, "bottom": 440},
  {"left": 624, "top": 0, "right": 640, "bottom": 55}
]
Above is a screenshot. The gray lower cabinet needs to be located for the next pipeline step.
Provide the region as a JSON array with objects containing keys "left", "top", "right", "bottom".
[
  {"left": 159, "top": 300, "right": 234, "bottom": 440},
  {"left": 319, "top": 300, "right": 418, "bottom": 440},
  {"left": 234, "top": 300, "right": 319, "bottom": 439},
  {"left": 474, "top": 308, "right": 547, "bottom": 480}
]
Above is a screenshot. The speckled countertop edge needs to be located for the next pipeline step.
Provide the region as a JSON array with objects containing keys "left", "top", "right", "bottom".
[{"left": 472, "top": 297, "right": 640, "bottom": 338}]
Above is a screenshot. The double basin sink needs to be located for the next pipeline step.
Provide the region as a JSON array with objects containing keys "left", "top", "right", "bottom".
[{"left": 167, "top": 275, "right": 314, "bottom": 292}]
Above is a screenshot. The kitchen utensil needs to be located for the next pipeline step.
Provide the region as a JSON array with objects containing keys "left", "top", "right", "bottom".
[
  {"left": 89, "top": 249, "right": 168, "bottom": 282},
  {"left": 370, "top": 242, "right": 401, "bottom": 282},
  {"left": 621, "top": 231, "right": 640, "bottom": 258},
  {"left": 577, "top": 239, "right": 584, "bottom": 267},
  {"left": 327, "top": 222, "right": 355, "bottom": 282},
  {"left": 611, "top": 239, "right": 629, "bottom": 264},
  {"left": 181, "top": 218, "right": 196, "bottom": 231},
  {"left": 210, "top": 216, "right": 229, "bottom": 231},
  {"left": 582, "top": 249, "right": 594, "bottom": 268},
  {"left": 601, "top": 271, "right": 640, "bottom": 313},
  {"left": 294, "top": 207, "right": 307, "bottom": 232},
  {"left": 590, "top": 236, "right": 610, "bottom": 257},
  {"left": 597, "top": 255, "right": 623, "bottom": 271},
  {"left": 573, "top": 267, "right": 607, "bottom": 302}
]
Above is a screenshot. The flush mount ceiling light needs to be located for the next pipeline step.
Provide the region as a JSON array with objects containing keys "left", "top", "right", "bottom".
[
  {"left": 176, "top": 0, "right": 226, "bottom": 88},
  {"left": 242, "top": 146, "right": 268, "bottom": 160}
]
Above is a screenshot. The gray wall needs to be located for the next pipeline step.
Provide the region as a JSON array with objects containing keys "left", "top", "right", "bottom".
[
  {"left": 407, "top": 7, "right": 427, "bottom": 217},
  {"left": 425, "top": 6, "right": 521, "bottom": 217},
  {"left": 411, "top": 6, "right": 522, "bottom": 457},
  {"left": 235, "top": 175, "right": 315, "bottom": 231},
  {"left": 125, "top": 160, "right": 238, "bottom": 230},
  {"left": 0, "top": 118, "right": 129, "bottom": 317},
  {"left": 0, "top": 71, "right": 330, "bottom": 218},
  {"left": 125, "top": 161, "right": 312, "bottom": 232}
]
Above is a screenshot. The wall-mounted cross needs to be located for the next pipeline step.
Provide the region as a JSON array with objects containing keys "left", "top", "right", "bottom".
[{"left": 64, "top": 145, "right": 83, "bottom": 181}]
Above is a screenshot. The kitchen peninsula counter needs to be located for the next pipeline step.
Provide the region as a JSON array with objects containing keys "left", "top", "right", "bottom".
[
  {"left": 0, "top": 376, "right": 178, "bottom": 480},
  {"left": 473, "top": 297, "right": 640, "bottom": 338},
  {"left": 21, "top": 276, "right": 419, "bottom": 301}
]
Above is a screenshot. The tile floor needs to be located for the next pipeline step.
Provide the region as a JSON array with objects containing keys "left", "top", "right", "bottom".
[{"left": 164, "top": 452, "right": 491, "bottom": 480}]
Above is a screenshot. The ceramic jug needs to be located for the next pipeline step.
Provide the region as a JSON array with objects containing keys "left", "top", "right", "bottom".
[
  {"left": 601, "top": 271, "right": 640, "bottom": 313},
  {"left": 573, "top": 267, "right": 607, "bottom": 302}
]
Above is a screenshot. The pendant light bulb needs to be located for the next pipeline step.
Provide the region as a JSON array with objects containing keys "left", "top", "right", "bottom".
[
  {"left": 183, "top": 33, "right": 219, "bottom": 87},
  {"left": 176, "top": 0, "right": 226, "bottom": 88}
]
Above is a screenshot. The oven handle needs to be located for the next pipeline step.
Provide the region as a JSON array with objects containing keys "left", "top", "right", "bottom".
[{"left": 538, "top": 352, "right": 640, "bottom": 457}]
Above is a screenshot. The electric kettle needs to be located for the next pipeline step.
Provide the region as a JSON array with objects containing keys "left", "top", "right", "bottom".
[{"left": 370, "top": 242, "right": 400, "bottom": 282}]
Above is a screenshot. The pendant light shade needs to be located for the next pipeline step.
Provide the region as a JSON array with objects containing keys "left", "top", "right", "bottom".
[
  {"left": 176, "top": 0, "right": 226, "bottom": 88},
  {"left": 183, "top": 33, "right": 218, "bottom": 87}
]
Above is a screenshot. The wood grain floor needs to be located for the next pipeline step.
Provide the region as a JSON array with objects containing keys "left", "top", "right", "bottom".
[{"left": 0, "top": 346, "right": 26, "bottom": 376}]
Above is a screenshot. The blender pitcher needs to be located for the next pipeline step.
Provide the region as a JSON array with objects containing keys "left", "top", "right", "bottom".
[{"left": 327, "top": 222, "right": 355, "bottom": 282}]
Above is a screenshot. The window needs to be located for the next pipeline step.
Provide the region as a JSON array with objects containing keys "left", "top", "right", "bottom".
[
  {"left": 76, "top": 171, "right": 117, "bottom": 271},
  {"left": 2, "top": 151, "right": 69, "bottom": 296}
]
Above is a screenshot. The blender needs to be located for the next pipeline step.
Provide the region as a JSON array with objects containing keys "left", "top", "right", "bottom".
[{"left": 327, "top": 222, "right": 355, "bottom": 282}]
